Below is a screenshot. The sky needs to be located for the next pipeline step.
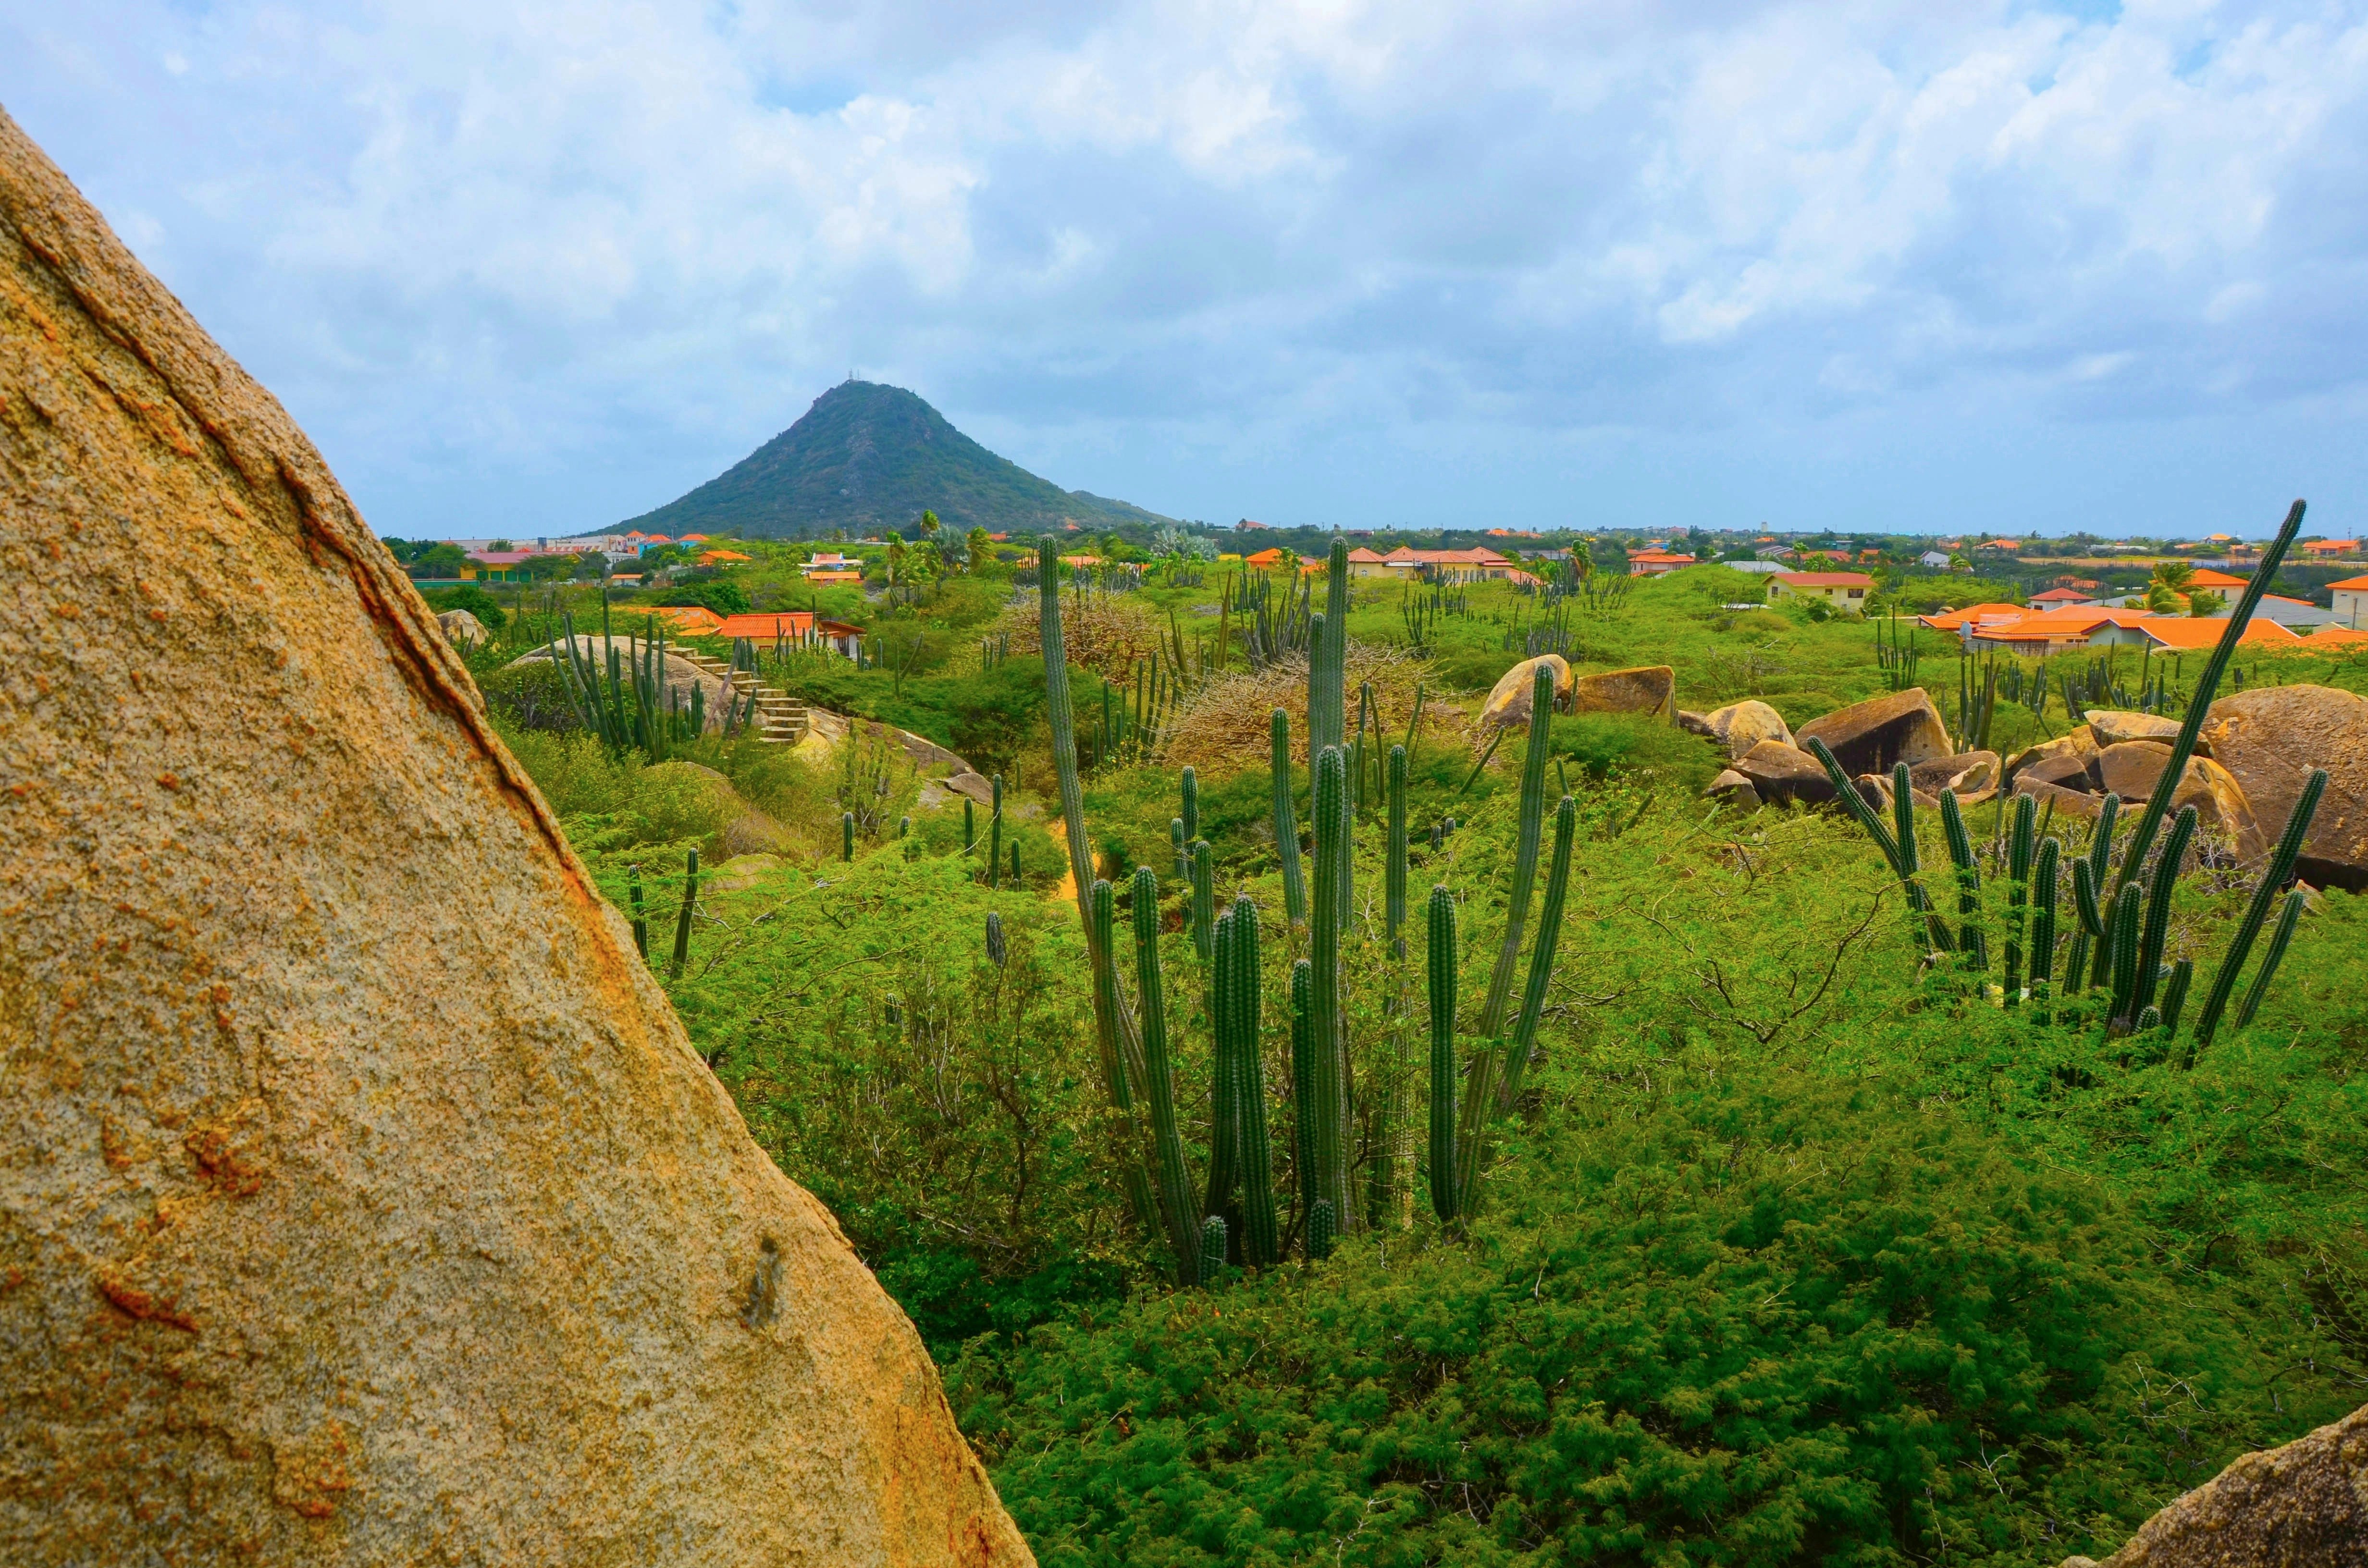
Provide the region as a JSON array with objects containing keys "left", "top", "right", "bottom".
[{"left": 4, "top": 1, "right": 2366, "bottom": 541}]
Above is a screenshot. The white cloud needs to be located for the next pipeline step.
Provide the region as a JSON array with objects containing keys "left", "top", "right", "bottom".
[{"left": 2, "top": 0, "right": 2364, "bottom": 535}]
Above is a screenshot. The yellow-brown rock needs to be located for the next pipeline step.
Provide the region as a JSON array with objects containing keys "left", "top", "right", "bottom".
[
  {"left": 1569, "top": 664, "right": 1675, "bottom": 719},
  {"left": 0, "top": 107, "right": 1028, "bottom": 1566},
  {"left": 2003, "top": 725, "right": 2097, "bottom": 789},
  {"left": 2200, "top": 685, "right": 2368, "bottom": 891},
  {"left": 1794, "top": 688, "right": 1952, "bottom": 777},
  {"left": 1701, "top": 698, "right": 1792, "bottom": 760},
  {"left": 2091, "top": 745, "right": 2265, "bottom": 860},
  {"left": 2059, "top": 1400, "right": 2368, "bottom": 1566},
  {"left": 1481, "top": 653, "right": 1573, "bottom": 727}
]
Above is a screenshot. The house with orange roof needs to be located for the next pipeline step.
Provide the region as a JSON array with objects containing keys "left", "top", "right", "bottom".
[
  {"left": 1244, "top": 547, "right": 1289, "bottom": 569},
  {"left": 2303, "top": 539, "right": 2361, "bottom": 558},
  {"left": 2184, "top": 567, "right": 2248, "bottom": 590},
  {"left": 698, "top": 549, "right": 752, "bottom": 566},
  {"left": 1768, "top": 571, "right": 1874, "bottom": 615},
  {"left": 2309, "top": 625, "right": 2368, "bottom": 647},
  {"left": 1625, "top": 550, "right": 1696, "bottom": 578},
  {"left": 715, "top": 611, "right": 818, "bottom": 644},
  {"left": 2028, "top": 586, "right": 2097, "bottom": 609},
  {"left": 1916, "top": 602, "right": 2027, "bottom": 633},
  {"left": 2138, "top": 617, "right": 2302, "bottom": 651},
  {"left": 2331, "top": 575, "right": 2368, "bottom": 628}
]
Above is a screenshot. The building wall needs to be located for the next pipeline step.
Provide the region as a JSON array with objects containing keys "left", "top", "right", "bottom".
[{"left": 2335, "top": 588, "right": 2366, "bottom": 628}]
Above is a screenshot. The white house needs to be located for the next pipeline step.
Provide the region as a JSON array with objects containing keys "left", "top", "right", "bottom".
[
  {"left": 2332, "top": 575, "right": 2368, "bottom": 628},
  {"left": 1918, "top": 551, "right": 1953, "bottom": 569}
]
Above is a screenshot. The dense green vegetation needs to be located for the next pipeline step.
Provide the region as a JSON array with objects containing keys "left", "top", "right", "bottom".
[
  {"left": 480, "top": 539, "right": 2368, "bottom": 1565},
  {"left": 617, "top": 380, "right": 1179, "bottom": 539}
]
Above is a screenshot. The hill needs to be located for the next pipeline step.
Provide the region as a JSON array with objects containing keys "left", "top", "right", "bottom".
[{"left": 613, "top": 381, "right": 1176, "bottom": 539}]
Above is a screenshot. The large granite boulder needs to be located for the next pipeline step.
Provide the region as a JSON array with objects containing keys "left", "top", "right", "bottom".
[
  {"left": 1701, "top": 699, "right": 1792, "bottom": 760},
  {"left": 2091, "top": 745, "right": 2264, "bottom": 858},
  {"left": 436, "top": 606, "right": 488, "bottom": 649},
  {"left": 1481, "top": 654, "right": 1573, "bottom": 728},
  {"left": 1794, "top": 689, "right": 1952, "bottom": 777},
  {"left": 1569, "top": 664, "right": 1675, "bottom": 719},
  {"left": 2003, "top": 725, "right": 2098, "bottom": 790},
  {"left": 2084, "top": 709, "right": 2211, "bottom": 754},
  {"left": 1706, "top": 768, "right": 1762, "bottom": 809},
  {"left": 2200, "top": 685, "right": 2368, "bottom": 890},
  {"left": 0, "top": 109, "right": 1025, "bottom": 1566},
  {"left": 1731, "top": 740, "right": 1838, "bottom": 807},
  {"left": 2060, "top": 1401, "right": 2368, "bottom": 1566}
]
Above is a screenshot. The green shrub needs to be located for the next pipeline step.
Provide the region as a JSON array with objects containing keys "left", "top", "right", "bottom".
[
  {"left": 422, "top": 582, "right": 508, "bottom": 629},
  {"left": 950, "top": 1072, "right": 2353, "bottom": 1568}
]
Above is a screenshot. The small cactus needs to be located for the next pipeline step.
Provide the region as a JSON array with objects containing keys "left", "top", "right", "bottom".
[
  {"left": 2234, "top": 888, "right": 2307, "bottom": 1028},
  {"left": 2106, "top": 883, "right": 2144, "bottom": 1034},
  {"left": 1938, "top": 788, "right": 1986, "bottom": 969},
  {"left": 2133, "top": 805, "right": 2197, "bottom": 1015},
  {"left": 1190, "top": 841, "right": 1215, "bottom": 961},
  {"left": 988, "top": 774, "right": 1003, "bottom": 888},
  {"left": 2004, "top": 794, "right": 2035, "bottom": 1004},
  {"left": 841, "top": 811, "right": 855, "bottom": 861},
  {"left": 2158, "top": 957, "right": 2192, "bottom": 1035},
  {"left": 1271, "top": 710, "right": 1307, "bottom": 925},
  {"left": 985, "top": 910, "right": 1007, "bottom": 968},
  {"left": 2030, "top": 837, "right": 2060, "bottom": 1021},
  {"left": 668, "top": 847, "right": 699, "bottom": 980},
  {"left": 1426, "top": 884, "right": 1459, "bottom": 1226},
  {"left": 1198, "top": 1214, "right": 1228, "bottom": 1286},
  {"left": 629, "top": 863, "right": 649, "bottom": 961}
]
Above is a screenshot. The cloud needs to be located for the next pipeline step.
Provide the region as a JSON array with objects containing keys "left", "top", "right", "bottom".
[{"left": 2, "top": 0, "right": 2365, "bottom": 536}]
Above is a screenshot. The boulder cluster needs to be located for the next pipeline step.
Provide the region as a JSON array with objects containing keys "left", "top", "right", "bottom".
[{"left": 1686, "top": 685, "right": 2368, "bottom": 890}]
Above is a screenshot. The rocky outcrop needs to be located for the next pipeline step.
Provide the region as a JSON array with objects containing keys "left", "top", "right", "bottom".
[
  {"left": 1699, "top": 699, "right": 1792, "bottom": 760},
  {"left": 2004, "top": 725, "right": 2098, "bottom": 790},
  {"left": 436, "top": 606, "right": 488, "bottom": 648},
  {"left": 1706, "top": 768, "right": 1762, "bottom": 809},
  {"left": 1794, "top": 688, "right": 1952, "bottom": 777},
  {"left": 2085, "top": 709, "right": 2210, "bottom": 754},
  {"left": 0, "top": 108, "right": 1027, "bottom": 1566},
  {"left": 1481, "top": 654, "right": 1573, "bottom": 727},
  {"left": 2201, "top": 686, "right": 2368, "bottom": 891},
  {"left": 1731, "top": 739, "right": 1838, "bottom": 807},
  {"left": 2060, "top": 1401, "right": 2368, "bottom": 1566},
  {"left": 1569, "top": 664, "right": 1675, "bottom": 719}
]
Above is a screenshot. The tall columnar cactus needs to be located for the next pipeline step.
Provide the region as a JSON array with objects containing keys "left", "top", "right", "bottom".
[
  {"left": 2005, "top": 794, "right": 2035, "bottom": 1004},
  {"left": 1386, "top": 745, "right": 1409, "bottom": 941},
  {"left": 841, "top": 811, "right": 855, "bottom": 862},
  {"left": 1090, "top": 880, "right": 1157, "bottom": 1234},
  {"left": 668, "top": 847, "right": 699, "bottom": 980},
  {"left": 985, "top": 910, "right": 1007, "bottom": 968},
  {"left": 1803, "top": 744, "right": 1949, "bottom": 953},
  {"left": 2235, "top": 888, "right": 2307, "bottom": 1029},
  {"left": 2159, "top": 957, "right": 2193, "bottom": 1036},
  {"left": 1938, "top": 788, "right": 1987, "bottom": 969},
  {"left": 1198, "top": 1215, "right": 1228, "bottom": 1287},
  {"left": 2112, "top": 499, "right": 2307, "bottom": 897},
  {"left": 2191, "top": 767, "right": 2329, "bottom": 1053},
  {"left": 1307, "top": 1199, "right": 1337, "bottom": 1262},
  {"left": 2030, "top": 837, "right": 2060, "bottom": 1023},
  {"left": 965, "top": 797, "right": 975, "bottom": 855},
  {"left": 1494, "top": 794, "right": 1578, "bottom": 1116},
  {"left": 1307, "top": 745, "right": 1353, "bottom": 1231},
  {"left": 1182, "top": 765, "right": 1200, "bottom": 849},
  {"left": 1289, "top": 957, "right": 1318, "bottom": 1249},
  {"left": 1204, "top": 907, "right": 1240, "bottom": 1237},
  {"left": 629, "top": 864, "right": 649, "bottom": 961},
  {"left": 1228, "top": 894, "right": 1280, "bottom": 1266},
  {"left": 2082, "top": 796, "right": 2121, "bottom": 991},
  {"left": 2133, "top": 805, "right": 2198, "bottom": 1016},
  {"left": 1451, "top": 665, "right": 1555, "bottom": 1212},
  {"left": 1131, "top": 865, "right": 1203, "bottom": 1286},
  {"left": 2071, "top": 858, "right": 2104, "bottom": 996},
  {"left": 987, "top": 774, "right": 1004, "bottom": 889},
  {"left": 2106, "top": 883, "right": 2145, "bottom": 1032},
  {"left": 1171, "top": 818, "right": 1186, "bottom": 880},
  {"left": 1190, "top": 841, "right": 1215, "bottom": 961},
  {"left": 1041, "top": 536, "right": 1160, "bottom": 1242},
  {"left": 1426, "top": 885, "right": 1459, "bottom": 1226},
  {"left": 1272, "top": 709, "right": 1308, "bottom": 925}
]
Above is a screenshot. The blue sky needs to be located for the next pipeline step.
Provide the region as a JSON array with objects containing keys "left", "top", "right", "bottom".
[{"left": 5, "top": 0, "right": 2365, "bottom": 539}]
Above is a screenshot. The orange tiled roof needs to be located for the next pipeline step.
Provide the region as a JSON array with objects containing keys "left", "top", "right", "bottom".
[
  {"left": 2331, "top": 575, "right": 2368, "bottom": 591},
  {"left": 2184, "top": 568, "right": 2248, "bottom": 588},
  {"left": 2138, "top": 617, "right": 2302, "bottom": 649},
  {"left": 1917, "top": 601, "right": 2027, "bottom": 631},
  {"left": 714, "top": 611, "right": 817, "bottom": 641},
  {"left": 647, "top": 605, "right": 725, "bottom": 634}
]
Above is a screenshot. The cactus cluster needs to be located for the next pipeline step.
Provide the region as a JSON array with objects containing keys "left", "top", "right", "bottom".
[
  {"left": 669, "top": 847, "right": 698, "bottom": 980},
  {"left": 1813, "top": 501, "right": 2324, "bottom": 1053}
]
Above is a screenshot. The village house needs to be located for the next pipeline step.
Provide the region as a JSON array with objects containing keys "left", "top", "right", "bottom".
[
  {"left": 2303, "top": 539, "right": 2363, "bottom": 559},
  {"left": 1918, "top": 550, "right": 1953, "bottom": 568},
  {"left": 1767, "top": 570, "right": 1874, "bottom": 614},
  {"left": 1625, "top": 550, "right": 1696, "bottom": 578},
  {"left": 2331, "top": 575, "right": 2368, "bottom": 628}
]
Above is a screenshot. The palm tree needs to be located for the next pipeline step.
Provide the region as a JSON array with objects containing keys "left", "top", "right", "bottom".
[{"left": 964, "top": 526, "right": 992, "bottom": 572}]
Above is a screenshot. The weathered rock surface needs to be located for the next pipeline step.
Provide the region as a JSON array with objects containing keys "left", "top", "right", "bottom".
[
  {"left": 1731, "top": 740, "right": 1837, "bottom": 807},
  {"left": 1794, "top": 688, "right": 1952, "bottom": 777},
  {"left": 1706, "top": 768, "right": 1761, "bottom": 809},
  {"left": 2003, "top": 725, "right": 2097, "bottom": 789},
  {"left": 2085, "top": 709, "right": 2212, "bottom": 754},
  {"left": 1702, "top": 698, "right": 1792, "bottom": 760},
  {"left": 1907, "top": 749, "right": 1999, "bottom": 806},
  {"left": 2201, "top": 685, "right": 2368, "bottom": 890},
  {"left": 436, "top": 606, "right": 487, "bottom": 648},
  {"left": 0, "top": 108, "right": 1027, "bottom": 1567},
  {"left": 2059, "top": 1400, "right": 2368, "bottom": 1566},
  {"left": 1568, "top": 664, "right": 1675, "bottom": 718},
  {"left": 1481, "top": 654, "right": 1573, "bottom": 727},
  {"left": 2092, "top": 746, "right": 2264, "bottom": 858}
]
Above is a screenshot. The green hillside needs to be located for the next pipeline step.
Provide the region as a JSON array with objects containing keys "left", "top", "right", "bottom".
[{"left": 614, "top": 380, "right": 1176, "bottom": 539}]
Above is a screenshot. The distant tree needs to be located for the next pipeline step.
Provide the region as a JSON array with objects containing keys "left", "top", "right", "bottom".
[
  {"left": 918, "top": 509, "right": 941, "bottom": 539},
  {"left": 524, "top": 553, "right": 576, "bottom": 583},
  {"left": 2185, "top": 588, "right": 2225, "bottom": 617},
  {"left": 964, "top": 526, "right": 993, "bottom": 572},
  {"left": 489, "top": 538, "right": 515, "bottom": 551},
  {"left": 573, "top": 552, "right": 609, "bottom": 581},
  {"left": 406, "top": 542, "right": 469, "bottom": 580},
  {"left": 658, "top": 579, "right": 751, "bottom": 615}
]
